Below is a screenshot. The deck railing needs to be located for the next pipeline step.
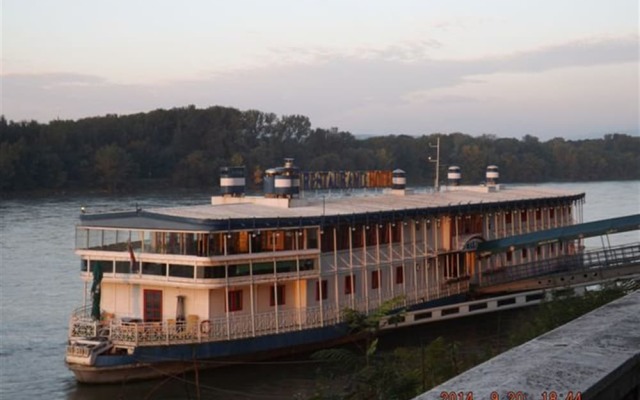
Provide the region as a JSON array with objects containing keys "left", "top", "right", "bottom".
[
  {"left": 68, "top": 278, "right": 471, "bottom": 348},
  {"left": 480, "top": 243, "right": 640, "bottom": 287}
]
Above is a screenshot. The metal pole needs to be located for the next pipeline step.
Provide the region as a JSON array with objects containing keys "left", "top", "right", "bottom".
[{"left": 429, "top": 137, "right": 440, "bottom": 191}]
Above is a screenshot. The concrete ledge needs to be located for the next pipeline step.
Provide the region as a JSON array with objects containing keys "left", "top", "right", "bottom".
[{"left": 415, "top": 290, "right": 640, "bottom": 400}]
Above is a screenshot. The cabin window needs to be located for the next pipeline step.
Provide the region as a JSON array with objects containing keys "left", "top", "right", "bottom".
[
  {"left": 142, "top": 262, "right": 166, "bottom": 276},
  {"left": 352, "top": 226, "right": 364, "bottom": 248},
  {"left": 549, "top": 208, "right": 555, "bottom": 219},
  {"left": 92, "top": 260, "right": 113, "bottom": 274},
  {"left": 365, "top": 226, "right": 377, "bottom": 246},
  {"left": 521, "top": 248, "right": 528, "bottom": 259},
  {"left": 320, "top": 228, "right": 334, "bottom": 252},
  {"left": 536, "top": 246, "right": 542, "bottom": 256},
  {"left": 276, "top": 260, "right": 296, "bottom": 273},
  {"left": 270, "top": 285, "right": 286, "bottom": 306},
  {"left": 169, "top": 264, "right": 194, "bottom": 278},
  {"left": 536, "top": 209, "right": 542, "bottom": 220},
  {"left": 335, "top": 225, "right": 350, "bottom": 251},
  {"left": 227, "top": 290, "right": 243, "bottom": 312},
  {"left": 209, "top": 233, "right": 225, "bottom": 255},
  {"left": 395, "top": 266, "right": 404, "bottom": 285},
  {"left": 228, "top": 231, "right": 250, "bottom": 254},
  {"left": 228, "top": 264, "right": 250, "bottom": 277},
  {"left": 299, "top": 259, "right": 315, "bottom": 272},
  {"left": 315, "top": 280, "right": 328, "bottom": 301},
  {"left": 143, "top": 289, "right": 162, "bottom": 322},
  {"left": 306, "top": 228, "right": 319, "bottom": 249},
  {"left": 506, "top": 251, "right": 513, "bottom": 262},
  {"left": 115, "top": 261, "right": 131, "bottom": 274},
  {"left": 520, "top": 211, "right": 528, "bottom": 222},
  {"left": 505, "top": 213, "right": 512, "bottom": 224},
  {"left": 392, "top": 223, "right": 402, "bottom": 242},
  {"left": 263, "top": 230, "right": 286, "bottom": 251},
  {"left": 201, "top": 266, "right": 225, "bottom": 279},
  {"left": 344, "top": 275, "right": 355, "bottom": 295},
  {"left": 371, "top": 270, "right": 380, "bottom": 289},
  {"left": 80, "top": 259, "right": 88, "bottom": 272},
  {"left": 379, "top": 224, "right": 390, "bottom": 244}
]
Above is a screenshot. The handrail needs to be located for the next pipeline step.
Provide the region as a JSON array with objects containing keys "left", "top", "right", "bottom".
[
  {"left": 67, "top": 277, "right": 471, "bottom": 348},
  {"left": 480, "top": 242, "right": 640, "bottom": 287}
]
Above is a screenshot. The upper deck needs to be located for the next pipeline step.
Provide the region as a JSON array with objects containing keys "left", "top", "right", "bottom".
[{"left": 78, "top": 185, "right": 584, "bottom": 232}]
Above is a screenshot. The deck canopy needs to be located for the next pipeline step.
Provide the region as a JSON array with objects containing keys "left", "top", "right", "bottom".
[
  {"left": 476, "top": 214, "right": 640, "bottom": 255},
  {"left": 78, "top": 187, "right": 585, "bottom": 232}
]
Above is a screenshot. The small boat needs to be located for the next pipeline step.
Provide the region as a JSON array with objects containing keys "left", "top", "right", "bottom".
[{"left": 66, "top": 160, "right": 584, "bottom": 383}]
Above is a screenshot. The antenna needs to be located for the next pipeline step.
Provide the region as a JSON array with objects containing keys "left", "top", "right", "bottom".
[{"left": 428, "top": 137, "right": 440, "bottom": 191}]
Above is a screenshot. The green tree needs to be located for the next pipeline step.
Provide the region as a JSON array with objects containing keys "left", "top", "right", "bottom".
[{"left": 94, "top": 144, "right": 135, "bottom": 192}]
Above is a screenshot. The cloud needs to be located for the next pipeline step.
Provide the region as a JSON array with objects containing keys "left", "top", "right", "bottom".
[{"left": 1, "top": 35, "right": 637, "bottom": 138}]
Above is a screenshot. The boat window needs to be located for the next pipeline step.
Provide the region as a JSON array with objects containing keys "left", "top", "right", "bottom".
[
  {"left": 92, "top": 260, "right": 113, "bottom": 273},
  {"left": 306, "top": 228, "right": 318, "bottom": 249},
  {"left": 365, "top": 225, "right": 377, "bottom": 246},
  {"left": 142, "top": 262, "right": 166, "bottom": 276},
  {"left": 228, "top": 232, "right": 250, "bottom": 254},
  {"left": 115, "top": 261, "right": 131, "bottom": 274},
  {"left": 300, "top": 259, "right": 315, "bottom": 271},
  {"left": 80, "top": 259, "right": 88, "bottom": 272},
  {"left": 200, "top": 266, "right": 225, "bottom": 279},
  {"left": 252, "top": 261, "right": 273, "bottom": 275},
  {"left": 228, "top": 264, "right": 250, "bottom": 277},
  {"left": 76, "top": 228, "right": 89, "bottom": 249},
  {"left": 352, "top": 226, "right": 364, "bottom": 248},
  {"left": 391, "top": 222, "right": 402, "bottom": 242},
  {"left": 169, "top": 264, "right": 194, "bottom": 278},
  {"left": 320, "top": 229, "right": 334, "bottom": 252},
  {"left": 335, "top": 225, "right": 350, "bottom": 251}
]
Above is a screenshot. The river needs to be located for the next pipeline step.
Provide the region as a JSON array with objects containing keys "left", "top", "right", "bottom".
[{"left": 0, "top": 181, "right": 638, "bottom": 399}]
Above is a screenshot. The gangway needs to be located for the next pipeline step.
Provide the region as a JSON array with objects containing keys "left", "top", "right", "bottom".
[
  {"left": 476, "top": 243, "right": 640, "bottom": 294},
  {"left": 380, "top": 242, "right": 640, "bottom": 330}
]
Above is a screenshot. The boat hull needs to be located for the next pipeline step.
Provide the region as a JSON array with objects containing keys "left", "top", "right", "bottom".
[{"left": 68, "top": 323, "right": 352, "bottom": 384}]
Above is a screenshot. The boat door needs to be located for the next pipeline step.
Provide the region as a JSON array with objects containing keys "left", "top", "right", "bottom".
[{"left": 143, "top": 289, "right": 163, "bottom": 322}]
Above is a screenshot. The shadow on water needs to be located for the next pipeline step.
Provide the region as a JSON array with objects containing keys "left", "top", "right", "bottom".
[{"left": 67, "top": 357, "right": 325, "bottom": 400}]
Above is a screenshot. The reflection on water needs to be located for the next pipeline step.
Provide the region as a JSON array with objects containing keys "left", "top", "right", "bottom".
[{"left": 0, "top": 182, "right": 638, "bottom": 399}]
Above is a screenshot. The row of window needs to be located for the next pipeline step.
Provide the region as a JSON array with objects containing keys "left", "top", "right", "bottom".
[
  {"left": 505, "top": 243, "right": 563, "bottom": 262},
  {"left": 225, "top": 268, "right": 406, "bottom": 312},
  {"left": 503, "top": 207, "right": 568, "bottom": 224},
  {"left": 77, "top": 228, "right": 320, "bottom": 256},
  {"left": 81, "top": 259, "right": 316, "bottom": 278},
  {"left": 226, "top": 286, "right": 285, "bottom": 312}
]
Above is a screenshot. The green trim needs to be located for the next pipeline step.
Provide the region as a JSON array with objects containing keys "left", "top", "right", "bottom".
[{"left": 477, "top": 214, "right": 640, "bottom": 255}]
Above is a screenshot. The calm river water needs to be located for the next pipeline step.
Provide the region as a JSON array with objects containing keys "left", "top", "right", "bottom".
[{"left": 1, "top": 181, "right": 638, "bottom": 399}]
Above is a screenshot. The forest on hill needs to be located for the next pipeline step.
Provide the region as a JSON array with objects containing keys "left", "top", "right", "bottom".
[{"left": 1, "top": 105, "right": 638, "bottom": 193}]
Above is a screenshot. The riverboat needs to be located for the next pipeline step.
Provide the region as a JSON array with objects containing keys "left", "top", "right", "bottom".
[{"left": 66, "top": 160, "right": 585, "bottom": 383}]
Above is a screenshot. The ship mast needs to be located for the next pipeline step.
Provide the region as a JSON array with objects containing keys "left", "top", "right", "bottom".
[{"left": 429, "top": 137, "right": 440, "bottom": 191}]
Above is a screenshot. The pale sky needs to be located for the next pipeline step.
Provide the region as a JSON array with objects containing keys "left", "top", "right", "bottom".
[{"left": 2, "top": 0, "right": 639, "bottom": 139}]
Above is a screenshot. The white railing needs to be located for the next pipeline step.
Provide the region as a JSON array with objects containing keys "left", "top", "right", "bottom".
[
  {"left": 68, "top": 279, "right": 470, "bottom": 349},
  {"left": 69, "top": 304, "right": 344, "bottom": 347}
]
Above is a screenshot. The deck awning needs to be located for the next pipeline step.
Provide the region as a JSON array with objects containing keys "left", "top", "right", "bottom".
[{"left": 476, "top": 214, "right": 640, "bottom": 255}]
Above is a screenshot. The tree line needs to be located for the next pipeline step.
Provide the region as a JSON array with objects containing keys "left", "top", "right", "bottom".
[{"left": 1, "top": 105, "right": 638, "bottom": 193}]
